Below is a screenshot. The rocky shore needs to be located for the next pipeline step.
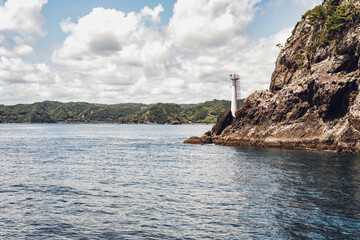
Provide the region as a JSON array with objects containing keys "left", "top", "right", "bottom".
[{"left": 185, "top": 0, "right": 360, "bottom": 154}]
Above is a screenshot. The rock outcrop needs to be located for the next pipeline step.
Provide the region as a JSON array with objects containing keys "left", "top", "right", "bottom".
[
  {"left": 185, "top": 0, "right": 360, "bottom": 154},
  {"left": 184, "top": 109, "right": 234, "bottom": 144}
]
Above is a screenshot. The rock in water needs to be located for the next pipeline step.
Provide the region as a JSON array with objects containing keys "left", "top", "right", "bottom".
[
  {"left": 183, "top": 136, "right": 206, "bottom": 144},
  {"left": 211, "top": 109, "right": 234, "bottom": 136},
  {"left": 184, "top": 110, "right": 233, "bottom": 144},
  {"left": 185, "top": 0, "right": 360, "bottom": 153}
]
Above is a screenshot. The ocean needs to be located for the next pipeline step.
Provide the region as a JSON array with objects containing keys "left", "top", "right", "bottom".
[{"left": 0, "top": 124, "right": 359, "bottom": 239}]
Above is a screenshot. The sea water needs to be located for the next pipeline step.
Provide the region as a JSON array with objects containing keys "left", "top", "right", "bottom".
[{"left": 0, "top": 124, "right": 359, "bottom": 239}]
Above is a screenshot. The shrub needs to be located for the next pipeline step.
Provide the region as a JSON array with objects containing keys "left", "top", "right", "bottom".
[
  {"left": 295, "top": 53, "right": 306, "bottom": 68},
  {"left": 298, "top": 1, "right": 360, "bottom": 47},
  {"left": 309, "top": 5, "right": 327, "bottom": 24},
  {"left": 325, "top": 4, "right": 359, "bottom": 34}
]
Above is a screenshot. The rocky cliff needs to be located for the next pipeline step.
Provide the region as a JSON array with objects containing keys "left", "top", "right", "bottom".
[{"left": 185, "top": 0, "right": 360, "bottom": 153}]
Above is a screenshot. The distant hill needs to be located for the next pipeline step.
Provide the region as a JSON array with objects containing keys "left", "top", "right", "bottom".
[
  {"left": 0, "top": 99, "right": 244, "bottom": 124},
  {"left": 120, "top": 103, "right": 186, "bottom": 124}
]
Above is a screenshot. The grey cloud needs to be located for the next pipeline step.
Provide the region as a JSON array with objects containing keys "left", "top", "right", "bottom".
[
  {"left": 1, "top": 78, "right": 28, "bottom": 84},
  {"left": 89, "top": 33, "right": 121, "bottom": 55}
]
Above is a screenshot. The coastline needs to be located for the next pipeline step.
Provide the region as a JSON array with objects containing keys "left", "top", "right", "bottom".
[
  {"left": 185, "top": 135, "right": 360, "bottom": 154},
  {"left": 0, "top": 122, "right": 213, "bottom": 125},
  {"left": 185, "top": 1, "right": 360, "bottom": 155}
]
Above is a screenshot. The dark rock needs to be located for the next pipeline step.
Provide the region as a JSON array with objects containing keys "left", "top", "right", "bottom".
[
  {"left": 184, "top": 136, "right": 204, "bottom": 144},
  {"left": 204, "top": 131, "right": 211, "bottom": 136},
  {"left": 351, "top": 118, "right": 360, "bottom": 131},
  {"left": 186, "top": 0, "right": 360, "bottom": 153},
  {"left": 210, "top": 109, "right": 234, "bottom": 136},
  {"left": 183, "top": 134, "right": 213, "bottom": 144},
  {"left": 314, "top": 47, "right": 329, "bottom": 63},
  {"left": 200, "top": 134, "right": 213, "bottom": 144}
]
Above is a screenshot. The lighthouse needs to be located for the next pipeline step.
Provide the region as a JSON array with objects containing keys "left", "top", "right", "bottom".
[{"left": 229, "top": 73, "right": 240, "bottom": 117}]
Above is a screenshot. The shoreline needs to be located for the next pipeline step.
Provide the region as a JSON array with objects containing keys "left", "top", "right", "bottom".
[
  {"left": 0, "top": 122, "right": 214, "bottom": 125},
  {"left": 185, "top": 136, "right": 360, "bottom": 155}
]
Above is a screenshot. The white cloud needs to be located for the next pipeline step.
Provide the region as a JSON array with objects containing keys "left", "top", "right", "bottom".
[
  {"left": 0, "top": 0, "right": 57, "bottom": 104},
  {"left": 51, "top": 0, "right": 278, "bottom": 104},
  {"left": 268, "top": 0, "right": 321, "bottom": 8},
  {"left": 0, "top": 0, "right": 47, "bottom": 44},
  {"left": 0, "top": 0, "right": 46, "bottom": 59},
  {"left": 60, "top": 17, "right": 76, "bottom": 33},
  {"left": 0, "top": 0, "right": 308, "bottom": 104},
  {"left": 141, "top": 4, "right": 164, "bottom": 22},
  {"left": 292, "top": 0, "right": 322, "bottom": 7}
]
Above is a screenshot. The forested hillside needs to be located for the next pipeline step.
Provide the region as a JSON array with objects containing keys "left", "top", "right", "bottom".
[{"left": 0, "top": 99, "right": 243, "bottom": 124}]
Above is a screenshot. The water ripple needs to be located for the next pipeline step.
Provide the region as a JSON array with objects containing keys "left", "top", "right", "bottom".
[{"left": 0, "top": 124, "right": 359, "bottom": 239}]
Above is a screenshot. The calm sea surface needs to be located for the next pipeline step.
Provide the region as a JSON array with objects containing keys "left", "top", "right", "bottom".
[{"left": 0, "top": 124, "right": 359, "bottom": 239}]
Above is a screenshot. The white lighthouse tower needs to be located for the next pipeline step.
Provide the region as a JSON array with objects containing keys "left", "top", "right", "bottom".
[{"left": 229, "top": 73, "right": 240, "bottom": 117}]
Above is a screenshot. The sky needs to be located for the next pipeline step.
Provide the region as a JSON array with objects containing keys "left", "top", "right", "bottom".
[{"left": 0, "top": 0, "right": 322, "bottom": 105}]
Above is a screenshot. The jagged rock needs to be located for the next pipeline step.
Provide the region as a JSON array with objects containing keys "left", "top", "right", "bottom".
[
  {"left": 185, "top": 109, "right": 234, "bottom": 144},
  {"left": 186, "top": 0, "right": 360, "bottom": 154},
  {"left": 183, "top": 134, "right": 212, "bottom": 144},
  {"left": 211, "top": 109, "right": 234, "bottom": 136},
  {"left": 200, "top": 134, "right": 213, "bottom": 144},
  {"left": 184, "top": 136, "right": 204, "bottom": 144}
]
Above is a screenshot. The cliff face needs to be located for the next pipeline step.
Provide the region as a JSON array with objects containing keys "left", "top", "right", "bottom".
[{"left": 185, "top": 0, "right": 360, "bottom": 153}]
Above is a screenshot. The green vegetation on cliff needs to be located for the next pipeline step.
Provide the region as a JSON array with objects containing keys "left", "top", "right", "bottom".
[
  {"left": 0, "top": 99, "right": 241, "bottom": 124},
  {"left": 291, "top": 0, "right": 360, "bottom": 47}
]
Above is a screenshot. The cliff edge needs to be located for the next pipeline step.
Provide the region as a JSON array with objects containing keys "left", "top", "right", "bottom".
[{"left": 185, "top": 0, "right": 360, "bottom": 153}]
